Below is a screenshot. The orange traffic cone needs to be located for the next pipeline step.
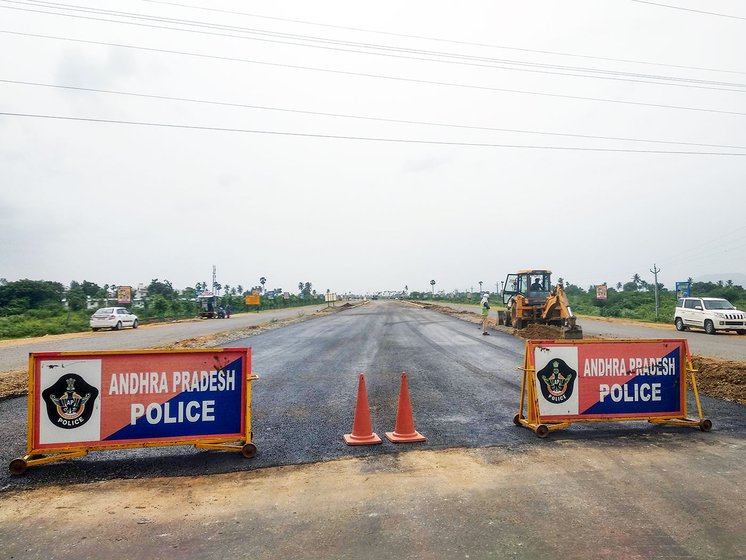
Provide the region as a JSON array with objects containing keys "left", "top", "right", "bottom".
[
  {"left": 385, "top": 371, "right": 427, "bottom": 443},
  {"left": 343, "top": 373, "right": 382, "bottom": 445}
]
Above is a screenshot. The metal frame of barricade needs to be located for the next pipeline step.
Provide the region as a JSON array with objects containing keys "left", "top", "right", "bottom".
[
  {"left": 9, "top": 348, "right": 258, "bottom": 475},
  {"left": 514, "top": 339, "right": 711, "bottom": 438}
]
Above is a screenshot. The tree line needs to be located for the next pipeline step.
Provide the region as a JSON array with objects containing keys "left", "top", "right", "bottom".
[
  {"left": 564, "top": 276, "right": 746, "bottom": 322},
  {"left": 0, "top": 278, "right": 324, "bottom": 339}
]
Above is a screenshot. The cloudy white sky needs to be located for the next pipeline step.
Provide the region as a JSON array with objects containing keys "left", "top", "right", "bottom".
[{"left": 1, "top": 0, "right": 745, "bottom": 295}]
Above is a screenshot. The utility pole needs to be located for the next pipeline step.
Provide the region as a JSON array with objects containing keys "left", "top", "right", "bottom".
[{"left": 650, "top": 264, "right": 661, "bottom": 320}]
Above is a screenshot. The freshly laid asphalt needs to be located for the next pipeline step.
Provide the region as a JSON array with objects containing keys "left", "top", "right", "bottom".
[{"left": 1, "top": 300, "right": 744, "bottom": 492}]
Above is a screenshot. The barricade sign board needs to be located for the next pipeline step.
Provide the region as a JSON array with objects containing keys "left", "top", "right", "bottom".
[
  {"left": 10, "top": 348, "right": 257, "bottom": 474},
  {"left": 514, "top": 339, "right": 711, "bottom": 438}
]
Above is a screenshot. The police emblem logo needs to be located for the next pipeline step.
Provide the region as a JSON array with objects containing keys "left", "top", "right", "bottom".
[
  {"left": 537, "top": 359, "right": 576, "bottom": 404},
  {"left": 41, "top": 374, "right": 99, "bottom": 429}
]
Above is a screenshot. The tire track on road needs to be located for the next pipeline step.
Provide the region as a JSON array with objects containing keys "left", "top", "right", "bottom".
[{"left": 403, "top": 309, "right": 523, "bottom": 390}]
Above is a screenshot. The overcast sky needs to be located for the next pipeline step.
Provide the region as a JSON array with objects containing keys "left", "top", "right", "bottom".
[{"left": 2, "top": 0, "right": 745, "bottom": 295}]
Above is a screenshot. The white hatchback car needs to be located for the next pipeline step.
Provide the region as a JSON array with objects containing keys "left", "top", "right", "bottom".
[
  {"left": 674, "top": 297, "right": 746, "bottom": 335},
  {"left": 90, "top": 307, "right": 139, "bottom": 331}
]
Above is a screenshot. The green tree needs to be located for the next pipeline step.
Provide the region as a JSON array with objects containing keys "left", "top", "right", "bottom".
[
  {"left": 66, "top": 281, "right": 87, "bottom": 311},
  {"left": 182, "top": 286, "right": 197, "bottom": 300},
  {"left": 623, "top": 281, "right": 638, "bottom": 292},
  {"left": 148, "top": 279, "right": 176, "bottom": 299},
  {"left": 0, "top": 279, "right": 65, "bottom": 314},
  {"left": 150, "top": 294, "right": 169, "bottom": 316}
]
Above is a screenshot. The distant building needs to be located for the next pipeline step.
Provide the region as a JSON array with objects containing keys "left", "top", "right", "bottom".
[{"left": 133, "top": 283, "right": 148, "bottom": 308}]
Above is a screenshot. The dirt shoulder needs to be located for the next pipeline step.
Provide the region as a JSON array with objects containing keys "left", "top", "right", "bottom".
[
  {"left": 2, "top": 440, "right": 744, "bottom": 559},
  {"left": 417, "top": 301, "right": 746, "bottom": 406}
]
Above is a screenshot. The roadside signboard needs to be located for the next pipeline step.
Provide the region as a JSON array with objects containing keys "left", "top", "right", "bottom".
[
  {"left": 245, "top": 294, "right": 260, "bottom": 306},
  {"left": 595, "top": 285, "right": 607, "bottom": 300},
  {"left": 514, "top": 339, "right": 710, "bottom": 437},
  {"left": 676, "top": 281, "right": 691, "bottom": 298},
  {"left": 10, "top": 348, "right": 256, "bottom": 474},
  {"left": 117, "top": 286, "right": 132, "bottom": 305},
  {"left": 325, "top": 292, "right": 337, "bottom": 303}
]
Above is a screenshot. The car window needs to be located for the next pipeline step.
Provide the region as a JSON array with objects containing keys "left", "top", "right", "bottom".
[
  {"left": 683, "top": 300, "right": 699, "bottom": 309},
  {"left": 703, "top": 299, "right": 735, "bottom": 310},
  {"left": 676, "top": 298, "right": 683, "bottom": 308},
  {"left": 96, "top": 308, "right": 113, "bottom": 314}
]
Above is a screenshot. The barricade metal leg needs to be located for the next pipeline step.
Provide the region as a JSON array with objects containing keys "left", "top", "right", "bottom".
[{"left": 9, "top": 450, "right": 89, "bottom": 475}]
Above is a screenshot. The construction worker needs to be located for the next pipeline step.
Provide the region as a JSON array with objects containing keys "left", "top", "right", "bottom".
[{"left": 480, "top": 293, "right": 491, "bottom": 335}]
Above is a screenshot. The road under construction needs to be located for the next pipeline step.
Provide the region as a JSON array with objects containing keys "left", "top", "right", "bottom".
[{"left": 0, "top": 301, "right": 745, "bottom": 559}]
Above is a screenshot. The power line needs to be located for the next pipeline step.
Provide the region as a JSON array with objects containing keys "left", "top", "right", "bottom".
[
  {"left": 3, "top": 30, "right": 746, "bottom": 118},
  {"left": 4, "top": 1, "right": 745, "bottom": 93},
  {"left": 630, "top": 0, "right": 746, "bottom": 21},
  {"left": 17, "top": 0, "right": 743, "bottom": 89},
  {"left": 4, "top": 78, "right": 746, "bottom": 150},
  {"left": 11, "top": 0, "right": 746, "bottom": 91},
  {"left": 141, "top": 0, "right": 746, "bottom": 76},
  {"left": 1, "top": 111, "right": 745, "bottom": 155}
]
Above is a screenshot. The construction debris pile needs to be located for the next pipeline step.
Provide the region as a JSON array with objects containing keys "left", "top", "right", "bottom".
[
  {"left": 691, "top": 355, "right": 746, "bottom": 405},
  {"left": 513, "top": 323, "right": 566, "bottom": 340}
]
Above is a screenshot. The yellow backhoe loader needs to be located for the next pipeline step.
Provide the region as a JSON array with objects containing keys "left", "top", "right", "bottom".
[{"left": 498, "top": 269, "right": 583, "bottom": 339}]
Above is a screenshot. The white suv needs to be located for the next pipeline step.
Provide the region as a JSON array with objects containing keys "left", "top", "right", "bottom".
[{"left": 674, "top": 297, "right": 746, "bottom": 335}]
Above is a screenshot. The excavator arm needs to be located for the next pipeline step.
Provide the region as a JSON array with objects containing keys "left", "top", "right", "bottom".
[{"left": 541, "top": 283, "right": 582, "bottom": 339}]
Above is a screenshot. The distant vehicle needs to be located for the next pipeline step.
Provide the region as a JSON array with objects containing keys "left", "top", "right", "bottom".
[
  {"left": 197, "top": 292, "right": 224, "bottom": 319},
  {"left": 90, "top": 307, "right": 138, "bottom": 331},
  {"left": 674, "top": 297, "right": 746, "bottom": 335}
]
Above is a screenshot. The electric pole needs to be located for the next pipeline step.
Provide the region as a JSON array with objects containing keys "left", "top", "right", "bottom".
[{"left": 650, "top": 264, "right": 661, "bottom": 320}]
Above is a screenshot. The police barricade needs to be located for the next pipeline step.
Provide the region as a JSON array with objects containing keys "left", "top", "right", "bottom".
[
  {"left": 515, "top": 339, "right": 711, "bottom": 438},
  {"left": 9, "top": 348, "right": 257, "bottom": 474}
]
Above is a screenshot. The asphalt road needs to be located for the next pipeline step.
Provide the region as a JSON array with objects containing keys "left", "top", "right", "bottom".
[
  {"left": 1, "top": 301, "right": 745, "bottom": 559},
  {"left": 0, "top": 304, "right": 328, "bottom": 373},
  {"left": 580, "top": 316, "right": 746, "bottom": 360},
  {"left": 1, "top": 301, "right": 743, "bottom": 491}
]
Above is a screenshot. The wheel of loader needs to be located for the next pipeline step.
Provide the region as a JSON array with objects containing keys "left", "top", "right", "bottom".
[
  {"left": 514, "top": 318, "right": 524, "bottom": 329},
  {"left": 513, "top": 413, "right": 522, "bottom": 426},
  {"left": 699, "top": 419, "right": 712, "bottom": 432},
  {"left": 536, "top": 425, "right": 550, "bottom": 438}
]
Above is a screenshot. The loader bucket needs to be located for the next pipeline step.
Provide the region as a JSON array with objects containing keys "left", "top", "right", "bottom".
[
  {"left": 497, "top": 310, "right": 507, "bottom": 326},
  {"left": 561, "top": 325, "right": 583, "bottom": 340}
]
